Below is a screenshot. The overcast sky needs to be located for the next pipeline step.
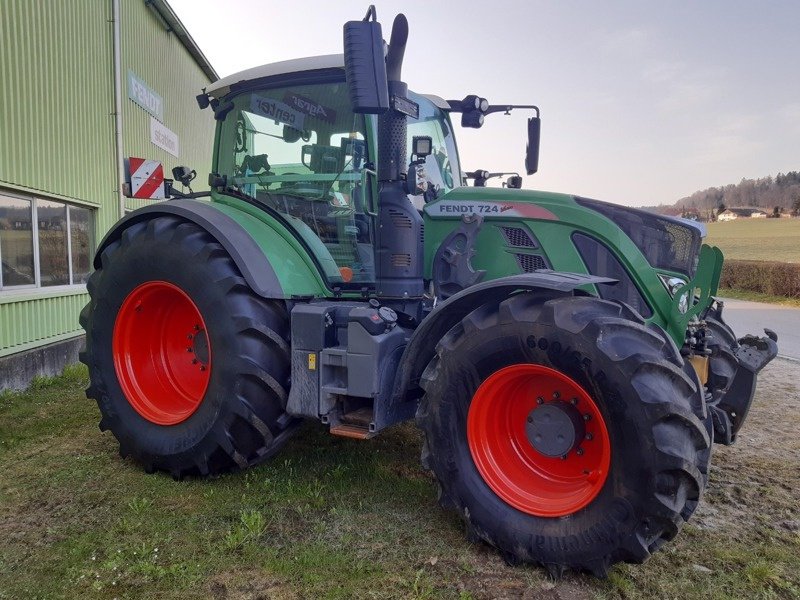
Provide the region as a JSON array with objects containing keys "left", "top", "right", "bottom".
[{"left": 169, "top": 0, "right": 800, "bottom": 207}]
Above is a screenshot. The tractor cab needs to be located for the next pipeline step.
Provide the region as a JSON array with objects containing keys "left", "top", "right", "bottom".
[{"left": 205, "top": 62, "right": 463, "bottom": 289}]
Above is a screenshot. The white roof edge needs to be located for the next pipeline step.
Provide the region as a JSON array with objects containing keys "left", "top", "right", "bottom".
[
  {"left": 206, "top": 54, "right": 345, "bottom": 97},
  {"left": 420, "top": 94, "right": 451, "bottom": 110}
]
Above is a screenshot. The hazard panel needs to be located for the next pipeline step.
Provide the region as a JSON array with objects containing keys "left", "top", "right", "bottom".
[{"left": 128, "top": 157, "right": 166, "bottom": 200}]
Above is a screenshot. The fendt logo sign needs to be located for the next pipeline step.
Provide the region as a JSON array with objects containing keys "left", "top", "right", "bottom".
[{"left": 127, "top": 71, "right": 164, "bottom": 122}]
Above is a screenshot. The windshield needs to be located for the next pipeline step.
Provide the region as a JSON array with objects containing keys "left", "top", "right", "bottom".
[{"left": 216, "top": 80, "right": 375, "bottom": 285}]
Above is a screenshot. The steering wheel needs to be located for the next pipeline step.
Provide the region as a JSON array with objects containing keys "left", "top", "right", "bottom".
[{"left": 272, "top": 173, "right": 327, "bottom": 199}]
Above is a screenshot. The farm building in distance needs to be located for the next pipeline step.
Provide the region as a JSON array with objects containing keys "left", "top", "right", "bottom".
[
  {"left": 0, "top": 0, "right": 217, "bottom": 389},
  {"left": 717, "top": 207, "right": 768, "bottom": 221}
]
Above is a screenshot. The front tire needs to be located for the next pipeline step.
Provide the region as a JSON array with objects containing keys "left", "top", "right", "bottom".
[
  {"left": 80, "top": 216, "right": 299, "bottom": 478},
  {"left": 417, "top": 293, "right": 710, "bottom": 576}
]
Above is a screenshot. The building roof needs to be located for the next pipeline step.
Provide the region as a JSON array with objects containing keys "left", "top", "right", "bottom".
[
  {"left": 146, "top": 0, "right": 218, "bottom": 81},
  {"left": 721, "top": 207, "right": 767, "bottom": 216}
]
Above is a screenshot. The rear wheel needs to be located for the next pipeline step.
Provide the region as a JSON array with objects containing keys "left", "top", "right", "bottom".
[
  {"left": 80, "top": 216, "right": 300, "bottom": 478},
  {"left": 417, "top": 293, "right": 710, "bottom": 575}
]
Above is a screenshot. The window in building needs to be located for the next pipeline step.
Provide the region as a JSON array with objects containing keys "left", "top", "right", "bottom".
[
  {"left": 0, "top": 193, "right": 95, "bottom": 291},
  {"left": 0, "top": 196, "right": 35, "bottom": 287}
]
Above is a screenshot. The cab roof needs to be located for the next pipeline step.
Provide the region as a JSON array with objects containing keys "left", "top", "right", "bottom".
[
  {"left": 204, "top": 54, "right": 450, "bottom": 110},
  {"left": 205, "top": 54, "right": 345, "bottom": 98}
]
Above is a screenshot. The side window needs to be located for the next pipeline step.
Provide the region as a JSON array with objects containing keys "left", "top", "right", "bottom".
[
  {"left": 406, "top": 119, "right": 455, "bottom": 193},
  {"left": 405, "top": 95, "right": 461, "bottom": 205}
]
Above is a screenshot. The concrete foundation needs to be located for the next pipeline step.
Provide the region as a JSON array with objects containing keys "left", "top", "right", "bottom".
[{"left": 0, "top": 335, "right": 85, "bottom": 391}]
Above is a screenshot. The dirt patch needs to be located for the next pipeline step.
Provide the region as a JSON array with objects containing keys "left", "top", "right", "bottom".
[
  {"left": 207, "top": 568, "right": 298, "bottom": 600},
  {"left": 693, "top": 358, "right": 800, "bottom": 535}
]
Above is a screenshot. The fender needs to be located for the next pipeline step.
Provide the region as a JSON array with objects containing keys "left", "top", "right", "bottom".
[
  {"left": 94, "top": 199, "right": 325, "bottom": 299},
  {"left": 390, "top": 272, "right": 617, "bottom": 404}
]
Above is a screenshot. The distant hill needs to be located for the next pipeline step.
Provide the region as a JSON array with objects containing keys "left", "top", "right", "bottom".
[{"left": 648, "top": 171, "right": 800, "bottom": 219}]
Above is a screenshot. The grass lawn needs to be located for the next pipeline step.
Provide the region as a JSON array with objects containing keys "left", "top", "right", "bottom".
[
  {"left": 1, "top": 364, "right": 799, "bottom": 599},
  {"left": 705, "top": 219, "right": 800, "bottom": 263}
]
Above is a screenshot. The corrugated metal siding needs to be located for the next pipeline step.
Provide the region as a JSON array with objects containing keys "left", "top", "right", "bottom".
[
  {"left": 121, "top": 0, "right": 215, "bottom": 212},
  {"left": 0, "top": 291, "right": 88, "bottom": 357},
  {"left": 0, "top": 0, "right": 117, "bottom": 234},
  {"left": 0, "top": 0, "right": 217, "bottom": 359}
]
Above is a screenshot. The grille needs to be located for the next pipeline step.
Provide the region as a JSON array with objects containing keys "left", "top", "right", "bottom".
[
  {"left": 515, "top": 253, "right": 548, "bottom": 272},
  {"left": 389, "top": 208, "right": 412, "bottom": 228},
  {"left": 391, "top": 253, "right": 412, "bottom": 267},
  {"left": 501, "top": 226, "right": 537, "bottom": 248},
  {"left": 575, "top": 196, "right": 701, "bottom": 277}
]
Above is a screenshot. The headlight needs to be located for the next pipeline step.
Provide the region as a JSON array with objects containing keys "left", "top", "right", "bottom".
[{"left": 658, "top": 274, "right": 686, "bottom": 297}]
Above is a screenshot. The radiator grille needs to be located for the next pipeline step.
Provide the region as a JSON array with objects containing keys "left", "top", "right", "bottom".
[
  {"left": 515, "top": 254, "right": 548, "bottom": 272},
  {"left": 501, "top": 226, "right": 537, "bottom": 248}
]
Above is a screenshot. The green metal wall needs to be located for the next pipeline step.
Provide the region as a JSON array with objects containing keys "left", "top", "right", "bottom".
[
  {"left": 0, "top": 0, "right": 117, "bottom": 232},
  {"left": 121, "top": 0, "right": 215, "bottom": 212},
  {"left": 0, "top": 289, "right": 88, "bottom": 356},
  {"left": 0, "top": 0, "right": 217, "bottom": 358}
]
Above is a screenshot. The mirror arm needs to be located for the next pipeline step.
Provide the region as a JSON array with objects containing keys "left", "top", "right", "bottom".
[{"left": 484, "top": 104, "right": 539, "bottom": 117}]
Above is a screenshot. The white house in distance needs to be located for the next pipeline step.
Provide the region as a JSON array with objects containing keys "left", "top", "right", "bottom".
[{"left": 717, "top": 207, "right": 768, "bottom": 221}]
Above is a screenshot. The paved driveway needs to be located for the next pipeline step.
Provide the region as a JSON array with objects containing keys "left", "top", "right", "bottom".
[{"left": 718, "top": 298, "right": 800, "bottom": 361}]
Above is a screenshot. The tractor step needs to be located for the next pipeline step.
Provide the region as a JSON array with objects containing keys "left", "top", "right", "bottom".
[{"left": 330, "top": 408, "right": 375, "bottom": 439}]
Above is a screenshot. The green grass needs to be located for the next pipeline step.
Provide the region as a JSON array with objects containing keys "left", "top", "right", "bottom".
[
  {"left": 1, "top": 365, "right": 799, "bottom": 599},
  {"left": 718, "top": 287, "right": 800, "bottom": 308},
  {"left": 706, "top": 219, "right": 800, "bottom": 263}
]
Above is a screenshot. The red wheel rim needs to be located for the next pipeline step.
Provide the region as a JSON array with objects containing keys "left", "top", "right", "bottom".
[
  {"left": 467, "top": 364, "right": 611, "bottom": 517},
  {"left": 113, "top": 281, "right": 211, "bottom": 425}
]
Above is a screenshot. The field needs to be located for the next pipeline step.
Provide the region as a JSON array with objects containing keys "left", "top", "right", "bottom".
[
  {"left": 1, "top": 364, "right": 799, "bottom": 599},
  {"left": 705, "top": 219, "right": 800, "bottom": 263}
]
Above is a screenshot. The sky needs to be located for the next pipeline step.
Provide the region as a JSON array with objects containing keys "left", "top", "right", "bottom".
[{"left": 169, "top": 0, "right": 800, "bottom": 207}]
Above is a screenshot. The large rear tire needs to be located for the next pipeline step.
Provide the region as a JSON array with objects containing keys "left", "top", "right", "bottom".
[
  {"left": 80, "top": 216, "right": 300, "bottom": 478},
  {"left": 417, "top": 293, "right": 711, "bottom": 576}
]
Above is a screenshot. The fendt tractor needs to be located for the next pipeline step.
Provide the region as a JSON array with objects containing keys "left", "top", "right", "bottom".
[{"left": 81, "top": 8, "right": 777, "bottom": 575}]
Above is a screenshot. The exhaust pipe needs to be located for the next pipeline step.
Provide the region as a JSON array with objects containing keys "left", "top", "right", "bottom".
[{"left": 379, "top": 14, "right": 409, "bottom": 183}]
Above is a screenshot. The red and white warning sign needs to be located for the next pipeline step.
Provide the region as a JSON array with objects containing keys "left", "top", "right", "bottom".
[{"left": 128, "top": 157, "right": 165, "bottom": 199}]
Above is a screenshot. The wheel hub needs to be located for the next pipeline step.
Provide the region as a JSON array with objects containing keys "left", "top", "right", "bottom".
[{"left": 526, "top": 402, "right": 585, "bottom": 458}]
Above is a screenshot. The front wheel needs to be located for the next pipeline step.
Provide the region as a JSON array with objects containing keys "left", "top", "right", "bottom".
[{"left": 417, "top": 293, "right": 711, "bottom": 576}]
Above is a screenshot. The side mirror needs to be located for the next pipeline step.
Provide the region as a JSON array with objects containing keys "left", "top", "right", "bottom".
[
  {"left": 343, "top": 6, "right": 389, "bottom": 114},
  {"left": 525, "top": 116, "right": 541, "bottom": 175}
]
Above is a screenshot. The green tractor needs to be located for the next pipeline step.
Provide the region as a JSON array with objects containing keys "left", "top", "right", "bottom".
[{"left": 81, "top": 7, "right": 777, "bottom": 575}]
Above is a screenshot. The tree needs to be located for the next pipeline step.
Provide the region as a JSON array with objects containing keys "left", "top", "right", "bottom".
[
  {"left": 772, "top": 206, "right": 782, "bottom": 218},
  {"left": 792, "top": 197, "right": 800, "bottom": 217},
  {"left": 717, "top": 202, "right": 727, "bottom": 214}
]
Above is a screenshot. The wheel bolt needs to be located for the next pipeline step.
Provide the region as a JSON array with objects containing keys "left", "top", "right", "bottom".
[
  {"left": 187, "top": 334, "right": 193, "bottom": 340},
  {"left": 585, "top": 432, "right": 593, "bottom": 441},
  {"left": 583, "top": 414, "right": 591, "bottom": 421},
  {"left": 552, "top": 391, "right": 560, "bottom": 400},
  {"left": 527, "top": 416, "right": 533, "bottom": 423},
  {"left": 576, "top": 447, "right": 584, "bottom": 456},
  {"left": 187, "top": 347, "right": 193, "bottom": 352},
  {"left": 194, "top": 324, "right": 201, "bottom": 331},
  {"left": 192, "top": 359, "right": 198, "bottom": 364},
  {"left": 536, "top": 396, "right": 544, "bottom": 405},
  {"left": 200, "top": 365, "right": 206, "bottom": 371},
  {"left": 560, "top": 454, "right": 568, "bottom": 460},
  {"left": 570, "top": 397, "right": 578, "bottom": 406}
]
